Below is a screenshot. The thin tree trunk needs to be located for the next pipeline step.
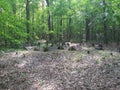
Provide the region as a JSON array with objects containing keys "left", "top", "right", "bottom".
[
  {"left": 45, "top": 0, "right": 50, "bottom": 30},
  {"left": 103, "top": 0, "right": 108, "bottom": 44},
  {"left": 45, "top": 0, "right": 51, "bottom": 42},
  {"left": 117, "top": 26, "right": 120, "bottom": 45},
  {"left": 51, "top": 13, "right": 54, "bottom": 30},
  {"left": 32, "top": 9, "right": 35, "bottom": 31},
  {"left": 85, "top": 18, "right": 90, "bottom": 42},
  {"left": 68, "top": 17, "right": 71, "bottom": 41},
  {"left": 48, "top": 12, "right": 51, "bottom": 31},
  {"left": 112, "top": 24, "right": 116, "bottom": 41},
  {"left": 68, "top": 0, "right": 72, "bottom": 41},
  {"left": 26, "top": 0, "right": 30, "bottom": 44},
  {"left": 59, "top": 16, "right": 63, "bottom": 43}
]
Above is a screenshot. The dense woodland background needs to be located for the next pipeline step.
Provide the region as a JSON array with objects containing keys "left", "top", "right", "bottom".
[
  {"left": 0, "top": 0, "right": 120, "bottom": 49},
  {"left": 1, "top": 1, "right": 120, "bottom": 90}
]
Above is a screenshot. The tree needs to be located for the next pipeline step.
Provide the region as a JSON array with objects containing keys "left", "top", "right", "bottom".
[
  {"left": 26, "top": 0, "right": 30, "bottom": 44},
  {"left": 0, "top": 0, "right": 120, "bottom": 49}
]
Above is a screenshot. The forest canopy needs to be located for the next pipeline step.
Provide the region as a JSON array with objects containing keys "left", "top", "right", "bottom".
[{"left": 0, "top": 0, "right": 120, "bottom": 48}]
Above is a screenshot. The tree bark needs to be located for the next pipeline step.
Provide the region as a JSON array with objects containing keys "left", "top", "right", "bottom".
[
  {"left": 59, "top": 16, "right": 63, "bottom": 42},
  {"left": 103, "top": 0, "right": 108, "bottom": 44},
  {"left": 32, "top": 8, "right": 35, "bottom": 31},
  {"left": 85, "top": 18, "right": 90, "bottom": 42},
  {"left": 68, "top": 17, "right": 71, "bottom": 41},
  {"left": 26, "top": 0, "right": 30, "bottom": 44},
  {"left": 51, "top": 13, "right": 54, "bottom": 30},
  {"left": 45, "top": 0, "right": 51, "bottom": 31},
  {"left": 45, "top": 0, "right": 51, "bottom": 41}
]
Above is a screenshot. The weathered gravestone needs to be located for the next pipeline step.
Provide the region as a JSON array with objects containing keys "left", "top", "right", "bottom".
[
  {"left": 64, "top": 42, "right": 81, "bottom": 51},
  {"left": 24, "top": 46, "right": 36, "bottom": 51}
]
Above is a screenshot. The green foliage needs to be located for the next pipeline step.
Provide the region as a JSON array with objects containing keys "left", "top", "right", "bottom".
[{"left": 0, "top": 0, "right": 120, "bottom": 49}]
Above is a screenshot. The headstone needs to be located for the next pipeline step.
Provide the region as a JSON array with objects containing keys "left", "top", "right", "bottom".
[
  {"left": 24, "top": 46, "right": 35, "bottom": 51},
  {"left": 68, "top": 42, "right": 81, "bottom": 51}
]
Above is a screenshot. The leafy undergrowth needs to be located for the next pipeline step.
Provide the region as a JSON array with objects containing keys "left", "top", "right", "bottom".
[{"left": 0, "top": 48, "right": 120, "bottom": 90}]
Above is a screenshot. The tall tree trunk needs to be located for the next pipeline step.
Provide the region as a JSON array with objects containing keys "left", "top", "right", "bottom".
[
  {"left": 48, "top": 12, "right": 51, "bottom": 31},
  {"left": 112, "top": 24, "right": 116, "bottom": 42},
  {"left": 117, "top": 26, "right": 120, "bottom": 45},
  {"left": 68, "top": 17, "right": 71, "bottom": 41},
  {"left": 31, "top": 8, "right": 35, "bottom": 43},
  {"left": 26, "top": 0, "right": 30, "bottom": 44},
  {"left": 85, "top": 18, "right": 90, "bottom": 42},
  {"left": 59, "top": 16, "right": 63, "bottom": 43},
  {"left": 45, "top": 0, "right": 51, "bottom": 42},
  {"left": 45, "top": 1, "right": 50, "bottom": 30},
  {"left": 103, "top": 0, "right": 108, "bottom": 44},
  {"left": 32, "top": 8, "right": 35, "bottom": 31},
  {"left": 51, "top": 13, "right": 54, "bottom": 30},
  {"left": 67, "top": 0, "right": 72, "bottom": 41}
]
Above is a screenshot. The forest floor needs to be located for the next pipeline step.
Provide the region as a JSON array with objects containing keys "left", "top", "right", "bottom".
[{"left": 0, "top": 46, "right": 120, "bottom": 90}]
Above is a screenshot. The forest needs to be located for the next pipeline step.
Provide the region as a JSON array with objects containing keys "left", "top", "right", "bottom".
[
  {"left": 0, "top": 0, "right": 120, "bottom": 90},
  {"left": 0, "top": 0, "right": 120, "bottom": 49}
]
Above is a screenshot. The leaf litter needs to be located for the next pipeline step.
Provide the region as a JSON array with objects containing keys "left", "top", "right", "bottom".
[{"left": 0, "top": 49, "right": 120, "bottom": 90}]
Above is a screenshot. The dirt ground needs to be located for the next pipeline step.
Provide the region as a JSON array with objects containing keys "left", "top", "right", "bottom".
[{"left": 0, "top": 46, "right": 120, "bottom": 90}]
